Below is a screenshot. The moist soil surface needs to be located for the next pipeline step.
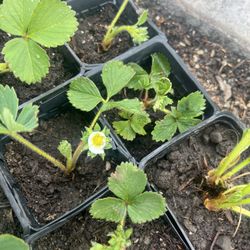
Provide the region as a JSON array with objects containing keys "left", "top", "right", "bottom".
[
  {"left": 34, "top": 210, "right": 185, "bottom": 250},
  {"left": 69, "top": 3, "right": 134, "bottom": 64},
  {"left": 0, "top": 31, "right": 76, "bottom": 104},
  {"left": 4, "top": 110, "right": 119, "bottom": 225},
  {"left": 146, "top": 122, "right": 250, "bottom": 250}
]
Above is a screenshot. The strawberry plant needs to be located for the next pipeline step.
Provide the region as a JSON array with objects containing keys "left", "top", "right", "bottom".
[
  {"left": 112, "top": 53, "right": 206, "bottom": 142},
  {"left": 90, "top": 162, "right": 166, "bottom": 250},
  {"left": 101, "top": 0, "right": 149, "bottom": 51},
  {"left": 0, "top": 0, "right": 78, "bottom": 84},
  {"left": 205, "top": 129, "right": 250, "bottom": 217}
]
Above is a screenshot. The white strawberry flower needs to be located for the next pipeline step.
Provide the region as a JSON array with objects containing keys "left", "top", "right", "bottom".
[{"left": 88, "top": 131, "right": 107, "bottom": 155}]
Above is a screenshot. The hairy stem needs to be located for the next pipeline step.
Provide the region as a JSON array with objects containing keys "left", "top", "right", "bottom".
[
  {"left": 70, "top": 108, "right": 104, "bottom": 171},
  {"left": 10, "top": 132, "right": 67, "bottom": 173},
  {"left": 0, "top": 63, "right": 10, "bottom": 74},
  {"left": 102, "top": 0, "right": 129, "bottom": 50}
]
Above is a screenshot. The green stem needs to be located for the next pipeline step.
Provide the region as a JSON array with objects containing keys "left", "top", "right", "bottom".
[
  {"left": 221, "top": 157, "right": 250, "bottom": 180},
  {"left": 102, "top": 0, "right": 129, "bottom": 50},
  {"left": 10, "top": 132, "right": 67, "bottom": 173},
  {"left": 70, "top": 108, "right": 104, "bottom": 171},
  {"left": 0, "top": 63, "right": 10, "bottom": 74},
  {"left": 231, "top": 206, "right": 250, "bottom": 217}
]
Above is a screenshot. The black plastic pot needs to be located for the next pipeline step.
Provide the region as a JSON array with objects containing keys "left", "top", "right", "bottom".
[
  {"left": 66, "top": 0, "right": 164, "bottom": 69},
  {"left": 140, "top": 111, "right": 245, "bottom": 248},
  {"left": 27, "top": 184, "right": 194, "bottom": 250},
  {"left": 0, "top": 89, "right": 134, "bottom": 237},
  {"left": 85, "top": 36, "right": 218, "bottom": 163}
]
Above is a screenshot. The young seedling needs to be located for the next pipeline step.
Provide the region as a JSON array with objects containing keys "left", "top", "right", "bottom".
[
  {"left": 90, "top": 162, "right": 166, "bottom": 249},
  {"left": 0, "top": 61, "right": 141, "bottom": 174},
  {"left": 0, "top": 234, "right": 29, "bottom": 250},
  {"left": 112, "top": 53, "right": 206, "bottom": 142},
  {"left": 101, "top": 0, "right": 149, "bottom": 51},
  {"left": 0, "top": 0, "right": 78, "bottom": 84},
  {"left": 205, "top": 129, "right": 250, "bottom": 217}
]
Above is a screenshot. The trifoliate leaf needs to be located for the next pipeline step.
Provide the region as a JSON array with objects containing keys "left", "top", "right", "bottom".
[
  {"left": 58, "top": 140, "right": 72, "bottom": 161},
  {"left": 102, "top": 99, "right": 143, "bottom": 114},
  {"left": 3, "top": 38, "right": 49, "bottom": 84},
  {"left": 152, "top": 115, "right": 177, "bottom": 142},
  {"left": 102, "top": 61, "right": 135, "bottom": 99},
  {"left": 126, "top": 63, "right": 150, "bottom": 90},
  {"left": 113, "top": 120, "right": 136, "bottom": 141},
  {"left": 153, "top": 95, "right": 173, "bottom": 112},
  {"left": 0, "top": 0, "right": 40, "bottom": 36},
  {"left": 130, "top": 112, "right": 151, "bottom": 135},
  {"left": 113, "top": 111, "right": 150, "bottom": 140},
  {"left": 177, "top": 91, "right": 206, "bottom": 117},
  {"left": 68, "top": 77, "right": 103, "bottom": 112},
  {"left": 90, "top": 197, "right": 126, "bottom": 223},
  {"left": 177, "top": 117, "right": 201, "bottom": 133},
  {"left": 0, "top": 234, "right": 29, "bottom": 250},
  {"left": 136, "top": 10, "right": 148, "bottom": 26},
  {"left": 28, "top": 0, "right": 78, "bottom": 47},
  {"left": 0, "top": 85, "right": 39, "bottom": 134},
  {"left": 151, "top": 53, "right": 171, "bottom": 77},
  {"left": 108, "top": 162, "right": 147, "bottom": 201},
  {"left": 128, "top": 192, "right": 166, "bottom": 223}
]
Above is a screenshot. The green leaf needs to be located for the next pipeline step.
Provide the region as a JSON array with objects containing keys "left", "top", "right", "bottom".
[
  {"left": 102, "top": 61, "right": 135, "bottom": 98},
  {"left": 151, "top": 53, "right": 171, "bottom": 78},
  {"left": 125, "top": 25, "right": 149, "bottom": 44},
  {"left": 90, "top": 197, "right": 126, "bottom": 223},
  {"left": 152, "top": 115, "right": 177, "bottom": 142},
  {"left": 136, "top": 10, "right": 148, "bottom": 26},
  {"left": 68, "top": 77, "right": 103, "bottom": 112},
  {"left": 113, "top": 120, "right": 136, "bottom": 141},
  {"left": 153, "top": 77, "right": 172, "bottom": 96},
  {"left": 3, "top": 38, "right": 49, "bottom": 84},
  {"left": 102, "top": 99, "right": 143, "bottom": 114},
  {"left": 177, "top": 117, "right": 201, "bottom": 133},
  {"left": 27, "top": 0, "right": 78, "bottom": 47},
  {"left": 153, "top": 95, "right": 173, "bottom": 112},
  {"left": 108, "top": 162, "right": 147, "bottom": 201},
  {"left": 0, "top": 0, "right": 40, "bottom": 36},
  {"left": 16, "top": 104, "right": 39, "bottom": 132},
  {"left": 0, "top": 234, "right": 29, "bottom": 250},
  {"left": 0, "top": 85, "right": 39, "bottom": 134},
  {"left": 177, "top": 91, "right": 206, "bottom": 117},
  {"left": 113, "top": 111, "right": 150, "bottom": 140},
  {"left": 0, "top": 85, "right": 18, "bottom": 121},
  {"left": 128, "top": 192, "right": 166, "bottom": 223},
  {"left": 126, "top": 63, "right": 150, "bottom": 90},
  {"left": 130, "top": 112, "right": 151, "bottom": 135},
  {"left": 58, "top": 140, "right": 72, "bottom": 161}
]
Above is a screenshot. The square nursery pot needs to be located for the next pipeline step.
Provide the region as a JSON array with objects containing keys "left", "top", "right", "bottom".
[
  {"left": 86, "top": 36, "right": 218, "bottom": 164},
  {"left": 140, "top": 112, "right": 250, "bottom": 250},
  {"left": 0, "top": 89, "right": 134, "bottom": 237},
  {"left": 66, "top": 0, "right": 163, "bottom": 69},
  {"left": 27, "top": 185, "right": 194, "bottom": 250},
  {"left": 0, "top": 40, "right": 82, "bottom": 107}
]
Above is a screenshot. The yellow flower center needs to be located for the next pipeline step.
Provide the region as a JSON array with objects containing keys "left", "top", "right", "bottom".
[{"left": 91, "top": 133, "right": 105, "bottom": 147}]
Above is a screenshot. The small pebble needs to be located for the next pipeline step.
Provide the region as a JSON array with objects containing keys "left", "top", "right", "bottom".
[{"left": 210, "top": 131, "right": 223, "bottom": 143}]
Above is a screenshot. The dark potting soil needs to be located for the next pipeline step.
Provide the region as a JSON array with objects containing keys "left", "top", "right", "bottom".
[
  {"left": 0, "top": 31, "right": 75, "bottom": 104},
  {"left": 34, "top": 210, "right": 185, "bottom": 250},
  {"left": 146, "top": 122, "right": 250, "bottom": 250},
  {"left": 4, "top": 110, "right": 118, "bottom": 224},
  {"left": 69, "top": 3, "right": 134, "bottom": 64}
]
